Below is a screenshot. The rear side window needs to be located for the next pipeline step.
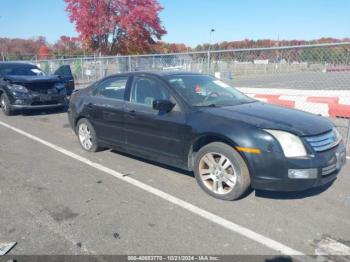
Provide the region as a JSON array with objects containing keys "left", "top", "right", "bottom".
[{"left": 96, "top": 77, "right": 128, "bottom": 100}]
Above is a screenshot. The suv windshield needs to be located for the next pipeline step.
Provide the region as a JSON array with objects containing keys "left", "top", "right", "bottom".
[
  {"left": 0, "top": 64, "right": 46, "bottom": 76},
  {"left": 166, "top": 74, "right": 253, "bottom": 107}
]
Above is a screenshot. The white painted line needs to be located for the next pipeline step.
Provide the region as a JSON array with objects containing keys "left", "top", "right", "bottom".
[
  {"left": 315, "top": 237, "right": 350, "bottom": 256},
  {"left": 0, "top": 242, "right": 16, "bottom": 255},
  {"left": 237, "top": 87, "right": 350, "bottom": 97},
  {"left": 0, "top": 120, "right": 305, "bottom": 257},
  {"left": 294, "top": 102, "right": 329, "bottom": 117}
]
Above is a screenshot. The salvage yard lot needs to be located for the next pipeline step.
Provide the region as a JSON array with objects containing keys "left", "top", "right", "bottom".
[{"left": 0, "top": 110, "right": 350, "bottom": 257}]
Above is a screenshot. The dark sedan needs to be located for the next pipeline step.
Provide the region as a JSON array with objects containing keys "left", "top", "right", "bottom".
[
  {"left": 0, "top": 62, "right": 74, "bottom": 116},
  {"left": 68, "top": 72, "right": 346, "bottom": 200}
]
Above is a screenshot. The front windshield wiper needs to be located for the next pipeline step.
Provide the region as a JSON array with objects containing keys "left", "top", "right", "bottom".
[
  {"left": 242, "top": 100, "right": 257, "bottom": 104},
  {"left": 197, "top": 103, "right": 227, "bottom": 108},
  {"left": 197, "top": 103, "right": 221, "bottom": 108}
]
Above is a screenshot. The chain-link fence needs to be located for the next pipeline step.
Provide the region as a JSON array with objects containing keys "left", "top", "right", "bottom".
[{"left": 34, "top": 42, "right": 350, "bottom": 151}]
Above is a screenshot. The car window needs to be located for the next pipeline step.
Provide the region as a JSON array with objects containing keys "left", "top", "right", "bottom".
[
  {"left": 166, "top": 75, "right": 252, "bottom": 107},
  {"left": 131, "top": 77, "right": 170, "bottom": 106},
  {"left": 54, "top": 65, "right": 73, "bottom": 77},
  {"left": 97, "top": 77, "right": 128, "bottom": 100},
  {"left": 0, "top": 64, "right": 46, "bottom": 76}
]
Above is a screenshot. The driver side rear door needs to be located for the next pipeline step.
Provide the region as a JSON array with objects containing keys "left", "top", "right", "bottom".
[{"left": 86, "top": 76, "right": 130, "bottom": 147}]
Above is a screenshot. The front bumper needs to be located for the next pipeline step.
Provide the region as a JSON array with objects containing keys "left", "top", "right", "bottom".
[
  {"left": 247, "top": 142, "right": 347, "bottom": 191},
  {"left": 12, "top": 103, "right": 66, "bottom": 110},
  {"left": 9, "top": 92, "right": 67, "bottom": 111}
]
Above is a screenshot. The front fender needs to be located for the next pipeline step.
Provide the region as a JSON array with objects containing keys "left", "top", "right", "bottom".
[{"left": 187, "top": 111, "right": 282, "bottom": 174}]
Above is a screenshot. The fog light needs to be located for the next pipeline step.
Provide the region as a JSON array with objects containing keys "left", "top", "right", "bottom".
[
  {"left": 14, "top": 99, "right": 26, "bottom": 105},
  {"left": 288, "top": 169, "right": 318, "bottom": 179}
]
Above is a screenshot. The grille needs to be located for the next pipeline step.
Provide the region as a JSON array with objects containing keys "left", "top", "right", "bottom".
[
  {"left": 24, "top": 82, "right": 56, "bottom": 94},
  {"left": 305, "top": 130, "right": 340, "bottom": 152},
  {"left": 321, "top": 163, "right": 337, "bottom": 176}
]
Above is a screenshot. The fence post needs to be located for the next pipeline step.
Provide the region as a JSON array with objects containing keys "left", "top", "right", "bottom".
[
  {"left": 94, "top": 55, "right": 97, "bottom": 81},
  {"left": 128, "top": 55, "right": 132, "bottom": 72},
  {"left": 80, "top": 57, "right": 84, "bottom": 85},
  {"left": 207, "top": 50, "right": 211, "bottom": 74},
  {"left": 99, "top": 57, "right": 103, "bottom": 79},
  {"left": 346, "top": 119, "right": 350, "bottom": 153}
]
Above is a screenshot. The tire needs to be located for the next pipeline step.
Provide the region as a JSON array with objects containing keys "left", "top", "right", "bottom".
[
  {"left": 194, "top": 142, "right": 251, "bottom": 201},
  {"left": 76, "top": 118, "right": 101, "bottom": 152},
  {"left": 0, "top": 93, "right": 14, "bottom": 116}
]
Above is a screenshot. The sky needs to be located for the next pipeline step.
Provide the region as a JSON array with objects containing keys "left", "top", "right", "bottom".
[{"left": 0, "top": 0, "right": 349, "bottom": 47}]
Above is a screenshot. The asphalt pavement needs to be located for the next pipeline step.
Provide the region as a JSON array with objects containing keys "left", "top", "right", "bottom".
[
  {"left": 231, "top": 72, "right": 350, "bottom": 90},
  {"left": 0, "top": 109, "right": 349, "bottom": 258}
]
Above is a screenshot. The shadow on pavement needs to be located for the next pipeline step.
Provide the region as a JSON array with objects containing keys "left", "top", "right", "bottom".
[
  {"left": 16, "top": 106, "right": 68, "bottom": 116},
  {"left": 109, "top": 149, "right": 336, "bottom": 200},
  {"left": 110, "top": 149, "right": 194, "bottom": 178},
  {"left": 255, "top": 179, "right": 336, "bottom": 200},
  {"left": 265, "top": 256, "right": 293, "bottom": 262}
]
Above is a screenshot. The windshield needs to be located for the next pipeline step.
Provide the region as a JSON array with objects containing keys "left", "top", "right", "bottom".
[
  {"left": 0, "top": 64, "right": 46, "bottom": 76},
  {"left": 166, "top": 75, "right": 253, "bottom": 107}
]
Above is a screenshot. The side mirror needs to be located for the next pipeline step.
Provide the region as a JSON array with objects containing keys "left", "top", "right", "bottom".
[{"left": 152, "top": 99, "right": 175, "bottom": 113}]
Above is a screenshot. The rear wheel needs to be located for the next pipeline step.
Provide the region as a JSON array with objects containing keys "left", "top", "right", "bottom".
[
  {"left": 76, "top": 118, "right": 101, "bottom": 152},
  {"left": 0, "top": 93, "right": 14, "bottom": 116},
  {"left": 194, "top": 142, "right": 251, "bottom": 201}
]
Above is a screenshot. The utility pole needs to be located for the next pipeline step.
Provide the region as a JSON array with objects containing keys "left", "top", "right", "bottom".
[
  {"left": 0, "top": 16, "right": 4, "bottom": 61},
  {"left": 99, "top": 36, "right": 102, "bottom": 57},
  {"left": 208, "top": 29, "right": 215, "bottom": 73}
]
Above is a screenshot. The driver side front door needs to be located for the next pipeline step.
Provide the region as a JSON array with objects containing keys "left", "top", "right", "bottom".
[{"left": 124, "top": 76, "right": 188, "bottom": 167}]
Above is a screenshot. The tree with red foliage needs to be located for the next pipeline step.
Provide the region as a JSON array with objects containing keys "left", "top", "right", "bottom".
[
  {"left": 0, "top": 36, "right": 47, "bottom": 60},
  {"left": 64, "top": 0, "right": 167, "bottom": 55},
  {"left": 53, "top": 35, "right": 83, "bottom": 56},
  {"left": 153, "top": 41, "right": 189, "bottom": 53},
  {"left": 38, "top": 45, "right": 51, "bottom": 59}
]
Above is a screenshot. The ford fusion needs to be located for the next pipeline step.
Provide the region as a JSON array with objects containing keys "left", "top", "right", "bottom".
[
  {"left": 0, "top": 62, "right": 74, "bottom": 116},
  {"left": 68, "top": 72, "right": 346, "bottom": 200}
]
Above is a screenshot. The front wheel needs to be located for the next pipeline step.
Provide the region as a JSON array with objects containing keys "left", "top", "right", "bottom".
[
  {"left": 1, "top": 93, "right": 14, "bottom": 116},
  {"left": 194, "top": 142, "right": 251, "bottom": 201},
  {"left": 76, "top": 118, "right": 101, "bottom": 152}
]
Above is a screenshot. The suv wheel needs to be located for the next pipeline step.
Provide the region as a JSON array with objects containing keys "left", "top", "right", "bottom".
[
  {"left": 76, "top": 118, "right": 101, "bottom": 152},
  {"left": 194, "top": 142, "right": 251, "bottom": 201},
  {"left": 1, "top": 93, "right": 14, "bottom": 116}
]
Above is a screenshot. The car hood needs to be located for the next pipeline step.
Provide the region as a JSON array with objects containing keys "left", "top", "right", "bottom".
[
  {"left": 201, "top": 101, "right": 334, "bottom": 136},
  {"left": 4, "top": 75, "right": 60, "bottom": 84}
]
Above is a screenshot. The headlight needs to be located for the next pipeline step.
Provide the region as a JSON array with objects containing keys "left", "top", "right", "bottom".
[
  {"left": 8, "top": 84, "right": 29, "bottom": 93},
  {"left": 334, "top": 127, "right": 342, "bottom": 143},
  {"left": 264, "top": 129, "right": 307, "bottom": 158},
  {"left": 54, "top": 83, "right": 66, "bottom": 90}
]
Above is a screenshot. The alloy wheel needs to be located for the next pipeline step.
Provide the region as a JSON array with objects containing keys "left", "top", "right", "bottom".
[
  {"left": 78, "top": 123, "right": 93, "bottom": 150},
  {"left": 1, "top": 95, "right": 7, "bottom": 112},
  {"left": 198, "top": 152, "right": 237, "bottom": 194}
]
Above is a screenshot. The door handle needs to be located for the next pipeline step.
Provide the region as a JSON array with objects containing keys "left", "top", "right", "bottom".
[
  {"left": 87, "top": 103, "right": 93, "bottom": 109},
  {"left": 128, "top": 109, "right": 136, "bottom": 117}
]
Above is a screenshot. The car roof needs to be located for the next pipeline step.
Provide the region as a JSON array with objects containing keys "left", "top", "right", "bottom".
[
  {"left": 0, "top": 62, "right": 37, "bottom": 67},
  {"left": 108, "top": 71, "right": 206, "bottom": 78}
]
